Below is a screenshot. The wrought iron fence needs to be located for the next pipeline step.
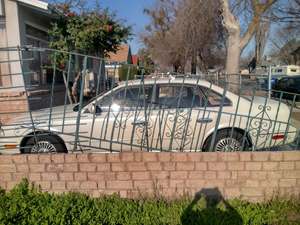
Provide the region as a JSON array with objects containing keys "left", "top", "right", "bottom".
[{"left": 0, "top": 47, "right": 299, "bottom": 154}]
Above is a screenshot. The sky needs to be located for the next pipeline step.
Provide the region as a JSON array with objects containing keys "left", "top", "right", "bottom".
[{"left": 99, "top": 0, "right": 155, "bottom": 54}]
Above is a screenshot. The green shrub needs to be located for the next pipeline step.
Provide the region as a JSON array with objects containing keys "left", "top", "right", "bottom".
[
  {"left": 0, "top": 180, "right": 299, "bottom": 225},
  {"left": 118, "top": 64, "right": 138, "bottom": 81}
]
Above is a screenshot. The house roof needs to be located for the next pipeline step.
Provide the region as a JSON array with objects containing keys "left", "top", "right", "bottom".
[
  {"left": 107, "top": 44, "right": 132, "bottom": 64},
  {"left": 132, "top": 55, "right": 139, "bottom": 65}
]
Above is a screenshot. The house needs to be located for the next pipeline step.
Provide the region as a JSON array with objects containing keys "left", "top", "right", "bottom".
[
  {"left": 105, "top": 44, "right": 133, "bottom": 81},
  {"left": 0, "top": 0, "right": 59, "bottom": 123}
]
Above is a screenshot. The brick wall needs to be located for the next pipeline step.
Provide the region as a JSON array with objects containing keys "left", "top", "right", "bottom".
[{"left": 0, "top": 151, "right": 299, "bottom": 202}]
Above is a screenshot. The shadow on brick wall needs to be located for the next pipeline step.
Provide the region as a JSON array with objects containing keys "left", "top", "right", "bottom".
[{"left": 181, "top": 188, "right": 242, "bottom": 225}]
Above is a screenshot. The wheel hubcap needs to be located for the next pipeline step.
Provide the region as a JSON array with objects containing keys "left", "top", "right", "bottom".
[
  {"left": 31, "top": 141, "right": 56, "bottom": 153},
  {"left": 215, "top": 138, "right": 241, "bottom": 152}
]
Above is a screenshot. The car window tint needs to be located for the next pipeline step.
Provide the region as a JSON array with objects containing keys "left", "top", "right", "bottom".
[
  {"left": 157, "top": 85, "right": 203, "bottom": 108},
  {"left": 98, "top": 86, "right": 153, "bottom": 109}
]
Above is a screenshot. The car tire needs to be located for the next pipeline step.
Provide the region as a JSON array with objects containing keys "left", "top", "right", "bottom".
[
  {"left": 21, "top": 134, "right": 67, "bottom": 154},
  {"left": 203, "top": 129, "right": 250, "bottom": 152}
]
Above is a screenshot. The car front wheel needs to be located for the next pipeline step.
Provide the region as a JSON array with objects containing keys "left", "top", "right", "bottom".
[{"left": 21, "top": 135, "right": 67, "bottom": 153}]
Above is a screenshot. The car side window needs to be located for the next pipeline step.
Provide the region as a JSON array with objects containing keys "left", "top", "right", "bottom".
[
  {"left": 156, "top": 85, "right": 203, "bottom": 108},
  {"left": 98, "top": 85, "right": 154, "bottom": 110},
  {"left": 200, "top": 87, "right": 231, "bottom": 107}
]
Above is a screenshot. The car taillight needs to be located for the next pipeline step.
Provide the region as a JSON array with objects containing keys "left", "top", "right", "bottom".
[{"left": 272, "top": 134, "right": 285, "bottom": 140}]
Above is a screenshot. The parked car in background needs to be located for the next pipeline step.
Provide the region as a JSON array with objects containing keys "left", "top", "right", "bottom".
[
  {"left": 0, "top": 78, "right": 297, "bottom": 154},
  {"left": 272, "top": 75, "right": 300, "bottom": 101}
]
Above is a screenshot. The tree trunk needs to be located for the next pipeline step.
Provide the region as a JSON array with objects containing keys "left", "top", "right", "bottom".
[
  {"left": 226, "top": 32, "right": 241, "bottom": 92},
  {"left": 191, "top": 53, "right": 197, "bottom": 74}
]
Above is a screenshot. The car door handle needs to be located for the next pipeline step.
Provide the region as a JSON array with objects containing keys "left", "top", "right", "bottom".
[
  {"left": 132, "top": 120, "right": 147, "bottom": 126},
  {"left": 197, "top": 118, "right": 213, "bottom": 123}
]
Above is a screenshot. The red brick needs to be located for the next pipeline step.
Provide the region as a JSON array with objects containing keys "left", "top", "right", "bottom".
[
  {"left": 268, "top": 171, "right": 282, "bottom": 179},
  {"left": 0, "top": 173, "right": 12, "bottom": 181},
  {"left": 269, "top": 152, "right": 283, "bottom": 161},
  {"left": 97, "top": 181, "right": 106, "bottom": 189},
  {"left": 217, "top": 171, "right": 231, "bottom": 179},
  {"left": 59, "top": 172, "right": 74, "bottom": 181},
  {"left": 185, "top": 179, "right": 205, "bottom": 188},
  {"left": 147, "top": 162, "right": 162, "bottom": 171},
  {"left": 142, "top": 152, "right": 157, "bottom": 162},
  {"left": 51, "top": 154, "right": 65, "bottom": 163},
  {"left": 13, "top": 173, "right": 28, "bottom": 181},
  {"left": 64, "top": 163, "right": 78, "bottom": 172},
  {"left": 27, "top": 155, "right": 39, "bottom": 163},
  {"left": 172, "top": 153, "right": 188, "bottom": 162},
  {"left": 80, "top": 163, "right": 97, "bottom": 172},
  {"left": 204, "top": 179, "right": 225, "bottom": 188},
  {"left": 41, "top": 172, "right": 57, "bottom": 181},
  {"left": 237, "top": 171, "right": 250, "bottom": 179},
  {"left": 188, "top": 171, "right": 204, "bottom": 179},
  {"left": 224, "top": 188, "right": 240, "bottom": 198},
  {"left": 151, "top": 171, "right": 170, "bottom": 180},
  {"left": 250, "top": 171, "right": 266, "bottom": 180},
  {"left": 0, "top": 155, "right": 13, "bottom": 164},
  {"left": 134, "top": 152, "right": 143, "bottom": 162},
  {"left": 6, "top": 181, "right": 19, "bottom": 190},
  {"left": 132, "top": 171, "right": 151, "bottom": 180},
  {"left": 263, "top": 162, "right": 278, "bottom": 171},
  {"left": 170, "top": 180, "right": 185, "bottom": 188},
  {"left": 0, "top": 164, "right": 16, "bottom": 172},
  {"left": 77, "top": 154, "right": 89, "bottom": 162},
  {"left": 260, "top": 180, "right": 278, "bottom": 187},
  {"left": 133, "top": 180, "right": 153, "bottom": 189},
  {"left": 12, "top": 155, "right": 27, "bottom": 164},
  {"left": 46, "top": 164, "right": 64, "bottom": 172},
  {"left": 87, "top": 172, "right": 104, "bottom": 181},
  {"left": 97, "top": 163, "right": 110, "bottom": 171},
  {"left": 90, "top": 154, "right": 106, "bottom": 163},
  {"left": 104, "top": 172, "right": 116, "bottom": 180},
  {"left": 245, "top": 162, "right": 262, "bottom": 171},
  {"left": 170, "top": 171, "right": 188, "bottom": 179},
  {"left": 127, "top": 162, "right": 146, "bottom": 171},
  {"left": 116, "top": 172, "right": 131, "bottom": 180},
  {"left": 218, "top": 152, "right": 239, "bottom": 161},
  {"left": 52, "top": 181, "right": 66, "bottom": 190},
  {"left": 29, "top": 173, "right": 41, "bottom": 181},
  {"left": 240, "top": 187, "right": 264, "bottom": 197},
  {"left": 80, "top": 181, "right": 97, "bottom": 189},
  {"left": 252, "top": 152, "right": 269, "bottom": 161},
  {"left": 120, "top": 152, "right": 134, "bottom": 162},
  {"left": 239, "top": 152, "right": 251, "bottom": 161},
  {"left": 66, "top": 181, "right": 80, "bottom": 190},
  {"left": 162, "top": 162, "right": 176, "bottom": 171},
  {"left": 65, "top": 154, "right": 77, "bottom": 163},
  {"left": 74, "top": 172, "right": 87, "bottom": 181},
  {"left": 39, "top": 155, "right": 51, "bottom": 163},
  {"left": 279, "top": 179, "right": 297, "bottom": 187},
  {"left": 279, "top": 162, "right": 295, "bottom": 170},
  {"left": 186, "top": 153, "right": 202, "bottom": 161},
  {"left": 107, "top": 154, "right": 120, "bottom": 162},
  {"left": 283, "top": 151, "right": 300, "bottom": 161},
  {"left": 194, "top": 162, "right": 207, "bottom": 171},
  {"left": 208, "top": 162, "right": 226, "bottom": 171},
  {"left": 158, "top": 152, "right": 171, "bottom": 162},
  {"left": 202, "top": 153, "right": 218, "bottom": 161},
  {"left": 176, "top": 162, "right": 194, "bottom": 171},
  {"left": 245, "top": 179, "right": 259, "bottom": 187},
  {"left": 284, "top": 170, "right": 300, "bottom": 179},
  {"left": 227, "top": 162, "right": 244, "bottom": 171},
  {"left": 204, "top": 171, "right": 217, "bottom": 179},
  {"left": 29, "top": 164, "right": 45, "bottom": 172},
  {"left": 16, "top": 164, "right": 29, "bottom": 172},
  {"left": 295, "top": 162, "right": 300, "bottom": 170},
  {"left": 111, "top": 163, "right": 126, "bottom": 171},
  {"left": 35, "top": 181, "right": 51, "bottom": 190},
  {"left": 107, "top": 180, "right": 133, "bottom": 189}
]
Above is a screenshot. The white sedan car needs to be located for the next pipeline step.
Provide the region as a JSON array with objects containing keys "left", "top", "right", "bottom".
[{"left": 0, "top": 78, "right": 297, "bottom": 154}]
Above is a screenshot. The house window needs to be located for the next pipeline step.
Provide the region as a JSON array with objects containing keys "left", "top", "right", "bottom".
[{"left": 0, "top": 0, "right": 5, "bottom": 16}]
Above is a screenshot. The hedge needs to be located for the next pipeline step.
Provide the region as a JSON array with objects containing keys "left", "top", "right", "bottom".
[{"left": 0, "top": 180, "right": 299, "bottom": 225}]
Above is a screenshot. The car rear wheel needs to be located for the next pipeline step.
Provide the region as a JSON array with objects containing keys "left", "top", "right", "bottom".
[
  {"left": 203, "top": 129, "right": 250, "bottom": 152},
  {"left": 22, "top": 135, "right": 67, "bottom": 153}
]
